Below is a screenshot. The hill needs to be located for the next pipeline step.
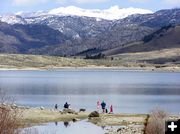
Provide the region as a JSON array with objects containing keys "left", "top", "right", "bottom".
[
  {"left": 0, "top": 22, "right": 66, "bottom": 54},
  {"left": 104, "top": 25, "right": 180, "bottom": 65},
  {"left": 104, "top": 25, "right": 180, "bottom": 55}
]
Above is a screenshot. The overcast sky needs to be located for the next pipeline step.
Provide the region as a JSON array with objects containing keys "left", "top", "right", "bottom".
[{"left": 0, "top": 0, "right": 180, "bottom": 14}]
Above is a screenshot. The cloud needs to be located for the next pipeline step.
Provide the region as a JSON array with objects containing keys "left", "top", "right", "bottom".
[
  {"left": 12, "top": 0, "right": 49, "bottom": 6},
  {"left": 163, "top": 0, "right": 180, "bottom": 5},
  {"left": 74, "top": 0, "right": 109, "bottom": 3},
  {"left": 13, "top": 0, "right": 109, "bottom": 6},
  {"left": 128, "top": 0, "right": 150, "bottom": 3}
]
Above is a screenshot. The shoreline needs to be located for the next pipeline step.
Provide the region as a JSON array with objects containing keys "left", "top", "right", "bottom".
[
  {"left": 1, "top": 104, "right": 180, "bottom": 134},
  {"left": 0, "top": 66, "right": 180, "bottom": 72}
]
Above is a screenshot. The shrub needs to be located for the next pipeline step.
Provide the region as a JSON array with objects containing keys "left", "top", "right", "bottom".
[
  {"left": 145, "top": 108, "right": 168, "bottom": 134},
  {"left": 0, "top": 89, "right": 23, "bottom": 134}
]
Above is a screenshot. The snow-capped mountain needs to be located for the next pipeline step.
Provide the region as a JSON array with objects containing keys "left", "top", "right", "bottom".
[
  {"left": 0, "top": 6, "right": 153, "bottom": 39},
  {"left": 14, "top": 6, "right": 152, "bottom": 20},
  {"left": 0, "top": 7, "right": 180, "bottom": 56},
  {"left": 47, "top": 6, "right": 153, "bottom": 20}
]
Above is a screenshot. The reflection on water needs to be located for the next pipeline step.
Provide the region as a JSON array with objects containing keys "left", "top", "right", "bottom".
[
  {"left": 64, "top": 122, "right": 70, "bottom": 128},
  {"left": 22, "top": 120, "right": 119, "bottom": 134},
  {"left": 0, "top": 70, "right": 180, "bottom": 114}
]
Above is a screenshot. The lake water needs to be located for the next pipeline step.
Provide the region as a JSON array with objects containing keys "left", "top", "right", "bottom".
[
  {"left": 0, "top": 69, "right": 180, "bottom": 114},
  {"left": 21, "top": 120, "right": 121, "bottom": 134}
]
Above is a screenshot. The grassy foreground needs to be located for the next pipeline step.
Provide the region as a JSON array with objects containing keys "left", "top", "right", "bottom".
[
  {"left": 14, "top": 106, "right": 180, "bottom": 134},
  {"left": 1, "top": 104, "right": 180, "bottom": 134}
]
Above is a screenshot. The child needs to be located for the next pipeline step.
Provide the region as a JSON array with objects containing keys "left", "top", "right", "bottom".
[
  {"left": 97, "top": 100, "right": 100, "bottom": 111},
  {"left": 109, "top": 105, "right": 113, "bottom": 114}
]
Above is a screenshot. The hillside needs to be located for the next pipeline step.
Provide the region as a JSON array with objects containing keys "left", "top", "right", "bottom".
[
  {"left": 104, "top": 25, "right": 180, "bottom": 55},
  {"left": 0, "top": 22, "right": 66, "bottom": 54}
]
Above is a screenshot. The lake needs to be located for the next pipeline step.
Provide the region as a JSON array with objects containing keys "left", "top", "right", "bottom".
[
  {"left": 0, "top": 69, "right": 180, "bottom": 114},
  {"left": 21, "top": 120, "right": 122, "bottom": 134}
]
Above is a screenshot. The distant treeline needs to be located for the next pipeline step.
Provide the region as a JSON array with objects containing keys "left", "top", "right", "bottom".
[{"left": 85, "top": 53, "right": 105, "bottom": 59}]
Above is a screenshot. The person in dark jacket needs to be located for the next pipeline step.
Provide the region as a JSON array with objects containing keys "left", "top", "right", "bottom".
[
  {"left": 64, "top": 102, "right": 70, "bottom": 109},
  {"left": 101, "top": 101, "right": 106, "bottom": 113},
  {"left": 55, "top": 104, "right": 58, "bottom": 110}
]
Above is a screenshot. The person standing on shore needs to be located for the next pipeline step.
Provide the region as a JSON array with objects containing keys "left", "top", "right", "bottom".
[
  {"left": 64, "top": 102, "right": 70, "bottom": 109},
  {"left": 55, "top": 104, "right": 58, "bottom": 110},
  {"left": 101, "top": 101, "right": 106, "bottom": 113},
  {"left": 97, "top": 101, "right": 100, "bottom": 111},
  {"left": 109, "top": 105, "right": 113, "bottom": 114}
]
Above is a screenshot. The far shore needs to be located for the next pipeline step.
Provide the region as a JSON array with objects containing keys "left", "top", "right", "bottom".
[
  {"left": 0, "top": 66, "right": 180, "bottom": 72},
  {"left": 1, "top": 53, "right": 180, "bottom": 73}
]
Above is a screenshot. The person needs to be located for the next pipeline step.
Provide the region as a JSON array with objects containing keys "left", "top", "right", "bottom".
[
  {"left": 64, "top": 102, "right": 70, "bottom": 109},
  {"left": 97, "top": 100, "right": 100, "bottom": 111},
  {"left": 101, "top": 101, "right": 106, "bottom": 113},
  {"left": 106, "top": 109, "right": 108, "bottom": 113},
  {"left": 109, "top": 105, "right": 113, "bottom": 114},
  {"left": 55, "top": 104, "right": 58, "bottom": 110}
]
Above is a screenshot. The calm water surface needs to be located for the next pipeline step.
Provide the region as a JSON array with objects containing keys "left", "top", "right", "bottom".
[
  {"left": 0, "top": 69, "right": 180, "bottom": 114},
  {"left": 22, "top": 120, "right": 121, "bottom": 134}
]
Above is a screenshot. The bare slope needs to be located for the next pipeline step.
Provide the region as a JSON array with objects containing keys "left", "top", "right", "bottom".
[{"left": 104, "top": 25, "right": 180, "bottom": 56}]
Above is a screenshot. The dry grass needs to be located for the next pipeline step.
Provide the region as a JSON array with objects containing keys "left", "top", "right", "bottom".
[
  {"left": 0, "top": 51, "right": 180, "bottom": 71},
  {"left": 0, "top": 89, "right": 23, "bottom": 134},
  {"left": 145, "top": 108, "right": 168, "bottom": 134}
]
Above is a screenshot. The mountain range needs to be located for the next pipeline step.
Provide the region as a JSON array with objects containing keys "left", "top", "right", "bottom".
[{"left": 0, "top": 6, "right": 180, "bottom": 56}]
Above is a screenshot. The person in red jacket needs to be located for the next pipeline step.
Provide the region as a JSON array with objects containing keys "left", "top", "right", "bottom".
[{"left": 109, "top": 105, "right": 113, "bottom": 114}]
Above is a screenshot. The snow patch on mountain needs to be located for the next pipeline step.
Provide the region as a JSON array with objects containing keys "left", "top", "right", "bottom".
[
  {"left": 48, "top": 5, "right": 153, "bottom": 20},
  {"left": 0, "top": 14, "right": 26, "bottom": 24},
  {"left": 16, "top": 11, "right": 48, "bottom": 18}
]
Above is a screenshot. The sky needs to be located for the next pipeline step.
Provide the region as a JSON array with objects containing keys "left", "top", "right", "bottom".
[{"left": 0, "top": 0, "right": 180, "bottom": 14}]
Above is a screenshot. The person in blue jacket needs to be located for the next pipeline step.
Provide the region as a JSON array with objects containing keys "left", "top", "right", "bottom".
[
  {"left": 101, "top": 101, "right": 106, "bottom": 113},
  {"left": 64, "top": 102, "right": 70, "bottom": 109}
]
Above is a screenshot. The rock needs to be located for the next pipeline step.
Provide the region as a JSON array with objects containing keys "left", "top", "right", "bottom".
[
  {"left": 40, "top": 107, "right": 45, "bottom": 110},
  {"left": 79, "top": 108, "right": 86, "bottom": 112},
  {"left": 117, "top": 128, "right": 122, "bottom": 132},
  {"left": 63, "top": 108, "right": 76, "bottom": 114},
  {"left": 88, "top": 111, "right": 100, "bottom": 118},
  {"left": 18, "top": 106, "right": 24, "bottom": 109},
  {"left": 72, "top": 118, "right": 79, "bottom": 122},
  {"left": 59, "top": 111, "right": 63, "bottom": 114},
  {"left": 11, "top": 104, "right": 18, "bottom": 109},
  {"left": 25, "top": 107, "right": 30, "bottom": 109}
]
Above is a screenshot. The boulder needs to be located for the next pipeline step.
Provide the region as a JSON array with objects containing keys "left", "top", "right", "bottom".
[
  {"left": 63, "top": 108, "right": 76, "bottom": 114},
  {"left": 11, "top": 104, "right": 18, "bottom": 109},
  {"left": 88, "top": 111, "right": 100, "bottom": 118},
  {"left": 79, "top": 108, "right": 86, "bottom": 112},
  {"left": 40, "top": 107, "right": 45, "bottom": 110},
  {"left": 72, "top": 118, "right": 79, "bottom": 122}
]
